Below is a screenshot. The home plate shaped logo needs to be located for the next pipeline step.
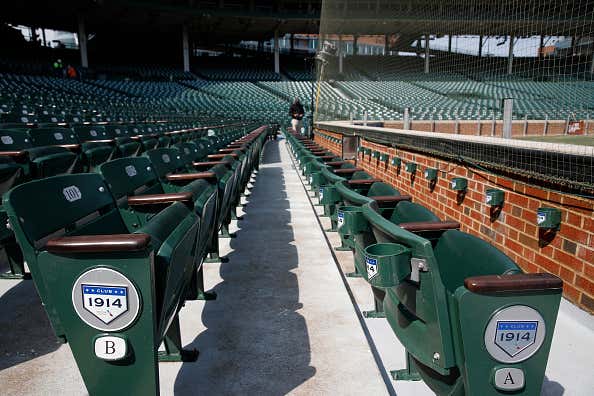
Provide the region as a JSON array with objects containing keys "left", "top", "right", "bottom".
[
  {"left": 82, "top": 284, "right": 129, "bottom": 324},
  {"left": 494, "top": 321, "right": 537, "bottom": 357}
]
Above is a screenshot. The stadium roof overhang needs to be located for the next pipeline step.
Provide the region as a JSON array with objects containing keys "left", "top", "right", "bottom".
[{"left": 2, "top": 1, "right": 592, "bottom": 42}]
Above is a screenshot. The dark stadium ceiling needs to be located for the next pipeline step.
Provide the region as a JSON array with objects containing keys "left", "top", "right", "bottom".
[{"left": 2, "top": 1, "right": 593, "bottom": 42}]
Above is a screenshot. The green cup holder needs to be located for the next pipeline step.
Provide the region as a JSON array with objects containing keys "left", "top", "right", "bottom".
[
  {"left": 485, "top": 188, "right": 505, "bottom": 206},
  {"left": 337, "top": 206, "right": 368, "bottom": 235},
  {"left": 319, "top": 185, "right": 339, "bottom": 205},
  {"left": 364, "top": 243, "right": 412, "bottom": 287},
  {"left": 310, "top": 172, "right": 324, "bottom": 188},
  {"left": 537, "top": 207, "right": 562, "bottom": 230}
]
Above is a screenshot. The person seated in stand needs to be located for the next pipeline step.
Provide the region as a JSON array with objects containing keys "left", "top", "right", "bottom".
[
  {"left": 66, "top": 64, "right": 77, "bottom": 79},
  {"left": 289, "top": 97, "right": 305, "bottom": 134}
]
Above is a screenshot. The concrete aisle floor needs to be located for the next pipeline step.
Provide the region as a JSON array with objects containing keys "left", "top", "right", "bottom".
[{"left": 0, "top": 138, "right": 390, "bottom": 395}]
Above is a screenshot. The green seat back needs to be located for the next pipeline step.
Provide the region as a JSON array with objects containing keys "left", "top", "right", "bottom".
[
  {"left": 367, "top": 182, "right": 399, "bottom": 197},
  {"left": 144, "top": 148, "right": 185, "bottom": 179},
  {"left": 389, "top": 201, "right": 439, "bottom": 224},
  {"left": 29, "top": 127, "right": 80, "bottom": 147},
  {"left": 73, "top": 125, "right": 113, "bottom": 142},
  {"left": 433, "top": 230, "right": 521, "bottom": 294},
  {"left": 98, "top": 157, "right": 162, "bottom": 199}
]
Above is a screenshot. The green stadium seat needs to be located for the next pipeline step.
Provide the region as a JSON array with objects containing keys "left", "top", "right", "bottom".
[
  {"left": 361, "top": 201, "right": 563, "bottom": 394},
  {"left": 3, "top": 173, "right": 203, "bottom": 395}
]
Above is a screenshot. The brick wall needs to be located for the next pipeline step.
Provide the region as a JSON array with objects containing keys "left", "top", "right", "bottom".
[
  {"left": 314, "top": 130, "right": 594, "bottom": 314},
  {"left": 380, "top": 119, "right": 594, "bottom": 136}
]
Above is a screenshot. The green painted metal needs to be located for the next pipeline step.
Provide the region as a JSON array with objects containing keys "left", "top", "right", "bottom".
[
  {"left": 3, "top": 173, "right": 201, "bottom": 395},
  {"left": 451, "top": 177, "right": 468, "bottom": 191},
  {"left": 364, "top": 243, "right": 412, "bottom": 288},
  {"left": 536, "top": 207, "right": 562, "bottom": 230},
  {"left": 405, "top": 162, "right": 417, "bottom": 173},
  {"left": 424, "top": 168, "right": 438, "bottom": 181},
  {"left": 362, "top": 202, "right": 562, "bottom": 395},
  {"left": 485, "top": 188, "right": 505, "bottom": 206}
]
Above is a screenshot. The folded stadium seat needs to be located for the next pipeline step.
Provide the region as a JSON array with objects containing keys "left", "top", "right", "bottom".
[
  {"left": 37, "top": 113, "right": 67, "bottom": 128},
  {"left": 0, "top": 113, "right": 38, "bottom": 129},
  {"left": 360, "top": 200, "right": 562, "bottom": 394},
  {"left": 4, "top": 173, "right": 203, "bottom": 395},
  {"left": 73, "top": 125, "right": 117, "bottom": 171},
  {"left": 0, "top": 153, "right": 27, "bottom": 279},
  {"left": 105, "top": 125, "right": 141, "bottom": 157},
  {"left": 130, "top": 125, "right": 159, "bottom": 151},
  {"left": 144, "top": 147, "right": 236, "bottom": 262},
  {"left": 97, "top": 156, "right": 218, "bottom": 301},
  {"left": 143, "top": 125, "right": 170, "bottom": 148},
  {"left": 0, "top": 128, "right": 81, "bottom": 278}
]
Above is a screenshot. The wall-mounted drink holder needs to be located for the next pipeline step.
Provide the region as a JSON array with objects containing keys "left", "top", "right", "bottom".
[
  {"left": 424, "top": 168, "right": 438, "bottom": 181},
  {"left": 451, "top": 177, "right": 468, "bottom": 191},
  {"left": 405, "top": 162, "right": 417, "bottom": 173},
  {"left": 537, "top": 207, "right": 562, "bottom": 230},
  {"left": 485, "top": 188, "right": 505, "bottom": 206}
]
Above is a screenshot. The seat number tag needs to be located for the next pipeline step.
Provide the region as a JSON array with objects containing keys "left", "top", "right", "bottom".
[
  {"left": 1, "top": 136, "right": 13, "bottom": 144},
  {"left": 337, "top": 211, "right": 344, "bottom": 228},
  {"left": 366, "top": 257, "right": 378, "bottom": 279},
  {"left": 63, "top": 186, "right": 82, "bottom": 202}
]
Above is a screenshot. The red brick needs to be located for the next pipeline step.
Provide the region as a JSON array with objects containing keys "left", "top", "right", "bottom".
[
  {"left": 559, "top": 266, "right": 576, "bottom": 284},
  {"left": 525, "top": 186, "right": 549, "bottom": 201},
  {"left": 535, "top": 254, "right": 560, "bottom": 274},
  {"left": 578, "top": 246, "right": 594, "bottom": 263},
  {"left": 553, "top": 249, "right": 584, "bottom": 272},
  {"left": 558, "top": 224, "right": 589, "bottom": 245},
  {"left": 576, "top": 276, "right": 594, "bottom": 295},
  {"left": 563, "top": 283, "right": 581, "bottom": 303}
]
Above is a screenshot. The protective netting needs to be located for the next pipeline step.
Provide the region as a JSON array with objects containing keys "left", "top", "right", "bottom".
[
  {"left": 314, "top": 0, "right": 594, "bottom": 191},
  {"left": 315, "top": 0, "right": 594, "bottom": 123}
]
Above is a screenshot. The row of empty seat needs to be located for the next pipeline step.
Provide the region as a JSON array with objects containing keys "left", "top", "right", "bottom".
[
  {"left": 3, "top": 124, "right": 271, "bottom": 395},
  {"left": 286, "top": 130, "right": 564, "bottom": 396}
]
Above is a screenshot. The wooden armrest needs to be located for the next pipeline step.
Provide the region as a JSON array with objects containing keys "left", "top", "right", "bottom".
[
  {"left": 85, "top": 139, "right": 115, "bottom": 144},
  {"left": 130, "top": 134, "right": 158, "bottom": 140},
  {"left": 319, "top": 155, "right": 336, "bottom": 161},
  {"left": 166, "top": 172, "right": 217, "bottom": 182},
  {"left": 348, "top": 178, "right": 382, "bottom": 185},
  {"left": 57, "top": 144, "right": 81, "bottom": 151},
  {"left": 46, "top": 233, "right": 151, "bottom": 253},
  {"left": 372, "top": 195, "right": 412, "bottom": 203},
  {"left": 127, "top": 192, "right": 193, "bottom": 206},
  {"left": 464, "top": 273, "right": 563, "bottom": 294},
  {"left": 398, "top": 220, "right": 460, "bottom": 232},
  {"left": 193, "top": 160, "right": 229, "bottom": 167},
  {"left": 0, "top": 150, "right": 28, "bottom": 159},
  {"left": 219, "top": 148, "right": 244, "bottom": 153},
  {"left": 334, "top": 168, "right": 363, "bottom": 174},
  {"left": 208, "top": 153, "right": 238, "bottom": 159},
  {"left": 326, "top": 161, "right": 348, "bottom": 166}
]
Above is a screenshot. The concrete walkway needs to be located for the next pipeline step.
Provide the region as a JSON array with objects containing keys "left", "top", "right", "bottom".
[{"left": 0, "top": 138, "right": 389, "bottom": 395}]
